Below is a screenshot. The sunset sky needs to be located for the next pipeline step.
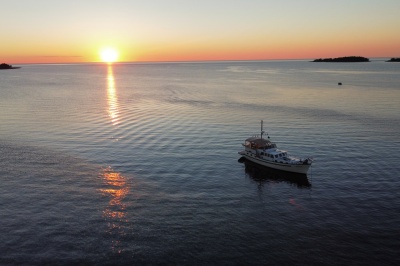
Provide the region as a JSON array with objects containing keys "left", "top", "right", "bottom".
[{"left": 1, "top": 0, "right": 399, "bottom": 64}]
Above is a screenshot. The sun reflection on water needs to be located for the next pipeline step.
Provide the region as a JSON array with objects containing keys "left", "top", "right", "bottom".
[
  {"left": 100, "top": 166, "right": 129, "bottom": 218},
  {"left": 99, "top": 166, "right": 130, "bottom": 253},
  {"left": 107, "top": 65, "right": 120, "bottom": 125}
]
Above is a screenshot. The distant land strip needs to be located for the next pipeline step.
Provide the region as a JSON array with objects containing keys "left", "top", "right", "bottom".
[
  {"left": 312, "top": 56, "right": 369, "bottom": 62},
  {"left": 386, "top": 58, "right": 400, "bottom": 62},
  {"left": 0, "top": 63, "right": 20, "bottom": 69}
]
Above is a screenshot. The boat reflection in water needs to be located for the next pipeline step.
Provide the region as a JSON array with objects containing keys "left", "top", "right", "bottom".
[{"left": 239, "top": 157, "right": 312, "bottom": 188}]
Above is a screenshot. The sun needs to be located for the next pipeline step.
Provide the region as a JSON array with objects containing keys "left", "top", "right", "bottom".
[{"left": 100, "top": 48, "right": 119, "bottom": 63}]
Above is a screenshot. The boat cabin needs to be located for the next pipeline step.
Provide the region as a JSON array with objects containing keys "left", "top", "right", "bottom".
[
  {"left": 244, "top": 137, "right": 276, "bottom": 150},
  {"left": 261, "top": 150, "right": 288, "bottom": 159},
  {"left": 244, "top": 137, "right": 290, "bottom": 161}
]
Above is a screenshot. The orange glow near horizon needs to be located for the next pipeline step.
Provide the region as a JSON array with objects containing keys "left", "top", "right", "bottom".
[
  {"left": 2, "top": 30, "right": 400, "bottom": 64},
  {"left": 1, "top": 1, "right": 399, "bottom": 64},
  {"left": 131, "top": 41, "right": 399, "bottom": 63},
  {"left": 2, "top": 38, "right": 399, "bottom": 65}
]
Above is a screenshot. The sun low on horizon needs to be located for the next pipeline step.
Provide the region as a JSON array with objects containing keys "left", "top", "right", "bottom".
[{"left": 100, "top": 48, "right": 119, "bottom": 63}]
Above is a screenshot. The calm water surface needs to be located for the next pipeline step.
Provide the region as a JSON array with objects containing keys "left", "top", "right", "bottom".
[{"left": 1, "top": 61, "right": 399, "bottom": 265}]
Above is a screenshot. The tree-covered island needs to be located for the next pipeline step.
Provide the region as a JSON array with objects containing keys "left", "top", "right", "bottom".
[
  {"left": 0, "top": 63, "right": 21, "bottom": 69},
  {"left": 386, "top": 58, "right": 400, "bottom": 62},
  {"left": 312, "top": 56, "right": 370, "bottom": 62}
]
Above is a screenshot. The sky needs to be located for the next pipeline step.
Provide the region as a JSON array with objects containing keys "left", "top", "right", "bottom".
[{"left": 1, "top": 0, "right": 399, "bottom": 64}]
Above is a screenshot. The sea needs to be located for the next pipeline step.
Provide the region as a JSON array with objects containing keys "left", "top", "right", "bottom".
[{"left": 0, "top": 60, "right": 399, "bottom": 265}]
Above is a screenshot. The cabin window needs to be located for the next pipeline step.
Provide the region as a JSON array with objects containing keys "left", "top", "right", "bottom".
[
  {"left": 261, "top": 152, "right": 264, "bottom": 155},
  {"left": 279, "top": 154, "right": 282, "bottom": 157},
  {"left": 274, "top": 155, "right": 278, "bottom": 158}
]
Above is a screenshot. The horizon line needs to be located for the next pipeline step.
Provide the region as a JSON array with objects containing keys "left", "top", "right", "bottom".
[{"left": 6, "top": 56, "right": 397, "bottom": 66}]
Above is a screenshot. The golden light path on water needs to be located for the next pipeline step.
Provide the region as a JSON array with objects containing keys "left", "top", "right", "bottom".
[
  {"left": 102, "top": 65, "right": 129, "bottom": 253},
  {"left": 99, "top": 166, "right": 130, "bottom": 253},
  {"left": 107, "top": 65, "right": 120, "bottom": 126},
  {"left": 100, "top": 167, "right": 129, "bottom": 219}
]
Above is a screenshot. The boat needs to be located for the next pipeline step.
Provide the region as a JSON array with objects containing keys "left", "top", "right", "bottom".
[{"left": 238, "top": 121, "right": 313, "bottom": 174}]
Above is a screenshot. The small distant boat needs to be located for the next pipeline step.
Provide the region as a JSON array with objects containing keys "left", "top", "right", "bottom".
[{"left": 238, "top": 121, "right": 313, "bottom": 174}]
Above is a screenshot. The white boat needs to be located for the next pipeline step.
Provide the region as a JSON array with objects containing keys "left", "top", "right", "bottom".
[{"left": 238, "top": 121, "right": 313, "bottom": 175}]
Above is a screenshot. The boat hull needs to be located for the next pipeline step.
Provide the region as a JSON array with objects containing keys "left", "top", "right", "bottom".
[
  {"left": 242, "top": 154, "right": 311, "bottom": 174},
  {"left": 242, "top": 159, "right": 311, "bottom": 187}
]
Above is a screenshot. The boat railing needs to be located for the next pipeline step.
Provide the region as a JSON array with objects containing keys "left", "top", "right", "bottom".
[{"left": 288, "top": 155, "right": 313, "bottom": 164}]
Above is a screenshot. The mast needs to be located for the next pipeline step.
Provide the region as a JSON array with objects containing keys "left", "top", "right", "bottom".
[{"left": 261, "top": 120, "right": 264, "bottom": 140}]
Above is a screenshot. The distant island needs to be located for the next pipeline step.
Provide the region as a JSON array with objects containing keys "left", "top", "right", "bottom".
[
  {"left": 386, "top": 58, "right": 400, "bottom": 62},
  {"left": 0, "top": 63, "right": 20, "bottom": 69},
  {"left": 312, "top": 56, "right": 370, "bottom": 62}
]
